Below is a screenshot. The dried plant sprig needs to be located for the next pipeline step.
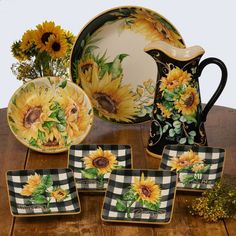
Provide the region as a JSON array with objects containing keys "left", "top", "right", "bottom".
[
  {"left": 11, "top": 21, "right": 75, "bottom": 82},
  {"left": 188, "top": 175, "right": 236, "bottom": 222}
]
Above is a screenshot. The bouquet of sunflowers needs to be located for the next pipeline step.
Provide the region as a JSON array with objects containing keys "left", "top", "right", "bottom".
[{"left": 11, "top": 21, "right": 75, "bottom": 82}]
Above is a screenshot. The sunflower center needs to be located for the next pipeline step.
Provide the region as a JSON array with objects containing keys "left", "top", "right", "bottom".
[
  {"left": 41, "top": 32, "right": 53, "bottom": 44},
  {"left": 71, "top": 104, "right": 78, "bottom": 114},
  {"left": 81, "top": 63, "right": 93, "bottom": 73},
  {"left": 141, "top": 185, "right": 151, "bottom": 197},
  {"left": 24, "top": 106, "right": 42, "bottom": 128},
  {"left": 184, "top": 93, "right": 195, "bottom": 107},
  {"left": 94, "top": 93, "right": 117, "bottom": 113},
  {"left": 57, "top": 190, "right": 65, "bottom": 196},
  {"left": 43, "top": 138, "right": 59, "bottom": 147},
  {"left": 52, "top": 42, "right": 61, "bottom": 52},
  {"left": 92, "top": 156, "right": 109, "bottom": 168}
]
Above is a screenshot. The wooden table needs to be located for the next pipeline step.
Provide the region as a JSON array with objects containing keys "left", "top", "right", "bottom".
[{"left": 1, "top": 106, "right": 236, "bottom": 236}]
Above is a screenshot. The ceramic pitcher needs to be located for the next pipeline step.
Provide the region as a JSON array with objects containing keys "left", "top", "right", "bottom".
[{"left": 145, "top": 41, "right": 227, "bottom": 158}]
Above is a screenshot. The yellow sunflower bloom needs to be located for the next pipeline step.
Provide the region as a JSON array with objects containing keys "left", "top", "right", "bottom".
[
  {"left": 34, "top": 21, "right": 63, "bottom": 51},
  {"left": 46, "top": 34, "right": 68, "bottom": 58},
  {"left": 8, "top": 85, "right": 52, "bottom": 141},
  {"left": 77, "top": 55, "right": 98, "bottom": 84},
  {"left": 156, "top": 103, "right": 171, "bottom": 118},
  {"left": 174, "top": 86, "right": 199, "bottom": 115},
  {"left": 126, "top": 8, "right": 184, "bottom": 48},
  {"left": 132, "top": 173, "right": 161, "bottom": 204},
  {"left": 160, "top": 67, "right": 191, "bottom": 92},
  {"left": 51, "top": 187, "right": 69, "bottom": 202},
  {"left": 21, "top": 173, "right": 41, "bottom": 196},
  {"left": 11, "top": 41, "right": 28, "bottom": 61},
  {"left": 57, "top": 85, "right": 92, "bottom": 141},
  {"left": 169, "top": 149, "right": 204, "bottom": 171},
  {"left": 81, "top": 66, "right": 138, "bottom": 123},
  {"left": 82, "top": 147, "right": 118, "bottom": 175},
  {"left": 20, "top": 30, "right": 35, "bottom": 51}
]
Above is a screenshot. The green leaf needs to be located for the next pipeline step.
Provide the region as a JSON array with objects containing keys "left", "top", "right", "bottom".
[
  {"left": 57, "top": 110, "right": 65, "bottom": 121},
  {"left": 59, "top": 80, "right": 67, "bottom": 89},
  {"left": 41, "top": 175, "right": 53, "bottom": 188},
  {"left": 81, "top": 168, "right": 98, "bottom": 179},
  {"left": 42, "top": 121, "right": 57, "bottom": 131},
  {"left": 163, "top": 124, "right": 169, "bottom": 133},
  {"left": 184, "top": 115, "right": 197, "bottom": 124},
  {"left": 174, "top": 127, "right": 182, "bottom": 135},
  {"left": 118, "top": 53, "right": 129, "bottom": 62},
  {"left": 84, "top": 45, "right": 99, "bottom": 55},
  {"left": 173, "top": 120, "right": 181, "bottom": 128},
  {"left": 189, "top": 130, "right": 197, "bottom": 137},
  {"left": 169, "top": 128, "right": 175, "bottom": 137},
  {"left": 187, "top": 136, "right": 194, "bottom": 144},
  {"left": 29, "top": 138, "right": 38, "bottom": 147},
  {"left": 57, "top": 123, "right": 66, "bottom": 132},
  {"left": 156, "top": 114, "right": 164, "bottom": 121},
  {"left": 32, "top": 185, "right": 46, "bottom": 196},
  {"left": 49, "top": 111, "right": 57, "bottom": 118},
  {"left": 179, "top": 137, "right": 187, "bottom": 144},
  {"left": 122, "top": 189, "right": 137, "bottom": 201},
  {"left": 116, "top": 199, "right": 127, "bottom": 212},
  {"left": 144, "top": 201, "right": 160, "bottom": 211},
  {"left": 180, "top": 116, "right": 187, "bottom": 122},
  {"left": 38, "top": 130, "right": 46, "bottom": 141},
  {"left": 182, "top": 174, "right": 195, "bottom": 185},
  {"left": 172, "top": 114, "right": 180, "bottom": 121},
  {"left": 31, "top": 195, "right": 48, "bottom": 204},
  {"left": 163, "top": 89, "right": 175, "bottom": 101}
]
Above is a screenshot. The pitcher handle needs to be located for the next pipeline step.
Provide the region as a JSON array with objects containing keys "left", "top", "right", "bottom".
[{"left": 197, "top": 57, "right": 227, "bottom": 122}]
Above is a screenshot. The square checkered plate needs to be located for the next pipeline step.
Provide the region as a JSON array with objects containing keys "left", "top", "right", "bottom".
[
  {"left": 68, "top": 144, "right": 132, "bottom": 192},
  {"left": 101, "top": 169, "right": 177, "bottom": 224},
  {"left": 6, "top": 168, "right": 81, "bottom": 217},
  {"left": 160, "top": 145, "right": 225, "bottom": 192}
]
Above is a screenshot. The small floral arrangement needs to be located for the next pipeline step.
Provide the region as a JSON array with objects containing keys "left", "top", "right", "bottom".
[
  {"left": 11, "top": 21, "right": 75, "bottom": 82},
  {"left": 188, "top": 175, "right": 236, "bottom": 222}
]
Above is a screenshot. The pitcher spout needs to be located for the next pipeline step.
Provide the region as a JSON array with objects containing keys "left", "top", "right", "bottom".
[{"left": 144, "top": 41, "right": 205, "bottom": 61}]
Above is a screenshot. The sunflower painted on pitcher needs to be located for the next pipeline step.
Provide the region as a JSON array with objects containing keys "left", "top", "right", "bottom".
[
  {"left": 169, "top": 150, "right": 210, "bottom": 187},
  {"left": 152, "top": 65, "right": 201, "bottom": 145},
  {"left": 116, "top": 172, "right": 161, "bottom": 218},
  {"left": 7, "top": 77, "right": 93, "bottom": 153},
  {"left": 11, "top": 21, "right": 75, "bottom": 82}
]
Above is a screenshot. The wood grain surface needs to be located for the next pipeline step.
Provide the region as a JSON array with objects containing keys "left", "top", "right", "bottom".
[{"left": 0, "top": 106, "right": 235, "bottom": 236}]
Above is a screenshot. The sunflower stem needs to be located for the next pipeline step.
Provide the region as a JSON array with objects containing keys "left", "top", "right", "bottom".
[{"left": 127, "top": 199, "right": 136, "bottom": 219}]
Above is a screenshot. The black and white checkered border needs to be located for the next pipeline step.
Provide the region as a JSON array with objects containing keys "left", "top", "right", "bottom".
[
  {"left": 102, "top": 169, "right": 177, "bottom": 224},
  {"left": 6, "top": 168, "right": 80, "bottom": 216},
  {"left": 160, "top": 145, "right": 225, "bottom": 190},
  {"left": 68, "top": 144, "right": 132, "bottom": 191}
]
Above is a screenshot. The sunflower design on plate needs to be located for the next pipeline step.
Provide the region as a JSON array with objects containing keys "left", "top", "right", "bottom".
[
  {"left": 81, "top": 66, "right": 138, "bottom": 123},
  {"left": 70, "top": 6, "right": 185, "bottom": 124},
  {"left": 20, "top": 173, "right": 70, "bottom": 212},
  {"left": 116, "top": 172, "right": 161, "bottom": 218},
  {"left": 7, "top": 77, "right": 93, "bottom": 153},
  {"left": 124, "top": 8, "right": 184, "bottom": 48},
  {"left": 169, "top": 149, "right": 204, "bottom": 171},
  {"left": 169, "top": 149, "right": 211, "bottom": 187},
  {"left": 81, "top": 147, "right": 121, "bottom": 187}
]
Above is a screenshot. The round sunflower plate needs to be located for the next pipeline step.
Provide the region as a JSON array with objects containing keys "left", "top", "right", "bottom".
[
  {"left": 7, "top": 77, "right": 93, "bottom": 153},
  {"left": 70, "top": 6, "right": 185, "bottom": 124}
]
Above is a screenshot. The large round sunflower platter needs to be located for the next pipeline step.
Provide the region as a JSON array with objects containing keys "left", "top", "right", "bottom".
[
  {"left": 7, "top": 77, "right": 93, "bottom": 153},
  {"left": 70, "top": 6, "right": 185, "bottom": 124}
]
